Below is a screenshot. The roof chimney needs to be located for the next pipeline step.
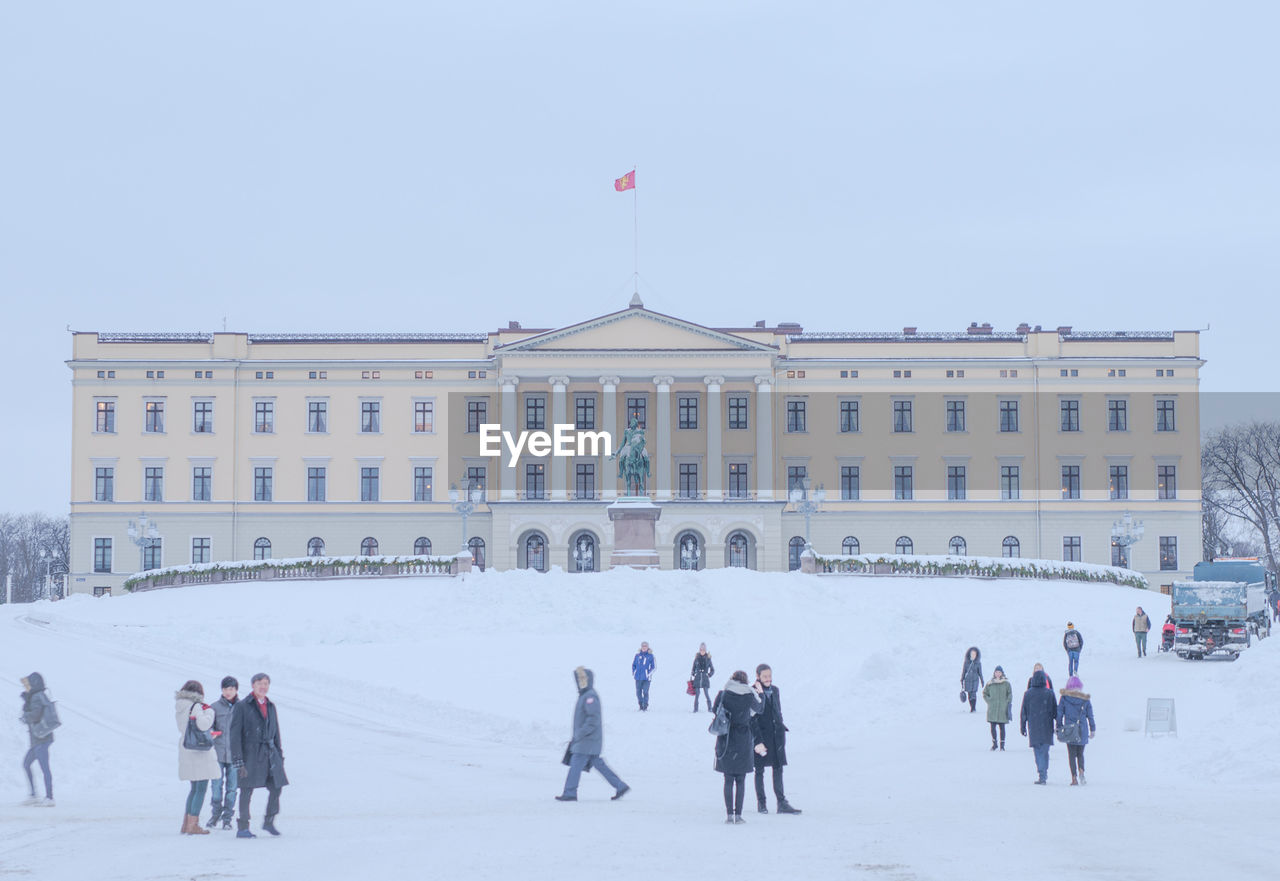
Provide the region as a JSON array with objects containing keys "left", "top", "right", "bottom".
[
  {"left": 1016, "top": 322, "right": 1030, "bottom": 335},
  {"left": 1057, "top": 325, "right": 1072, "bottom": 335},
  {"left": 903, "top": 326, "right": 917, "bottom": 335},
  {"left": 507, "top": 321, "right": 521, "bottom": 330},
  {"left": 755, "top": 320, "right": 766, "bottom": 328},
  {"left": 967, "top": 322, "right": 993, "bottom": 335}
]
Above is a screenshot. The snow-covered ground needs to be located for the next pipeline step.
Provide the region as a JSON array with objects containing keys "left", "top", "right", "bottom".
[{"left": 1, "top": 568, "right": 1276, "bottom": 881}]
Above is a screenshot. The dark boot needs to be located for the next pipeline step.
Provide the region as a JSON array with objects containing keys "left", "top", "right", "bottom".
[
  {"left": 758, "top": 800, "right": 769, "bottom": 814},
  {"left": 776, "top": 801, "right": 802, "bottom": 814},
  {"left": 262, "top": 816, "right": 280, "bottom": 836}
]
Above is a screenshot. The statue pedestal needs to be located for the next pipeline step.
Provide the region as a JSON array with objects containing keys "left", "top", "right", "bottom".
[{"left": 607, "top": 497, "right": 662, "bottom": 569}]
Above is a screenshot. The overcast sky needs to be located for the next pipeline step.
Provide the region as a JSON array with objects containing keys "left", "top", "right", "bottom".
[{"left": 1, "top": 1, "right": 1277, "bottom": 515}]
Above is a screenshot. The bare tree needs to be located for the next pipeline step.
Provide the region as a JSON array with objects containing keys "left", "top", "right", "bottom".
[
  {"left": 0, "top": 512, "right": 70, "bottom": 603},
  {"left": 1201, "top": 421, "right": 1280, "bottom": 572}
]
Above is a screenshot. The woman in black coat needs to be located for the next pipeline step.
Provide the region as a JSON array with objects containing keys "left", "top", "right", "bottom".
[
  {"left": 712, "top": 670, "right": 763, "bottom": 824},
  {"left": 690, "top": 643, "right": 715, "bottom": 713}
]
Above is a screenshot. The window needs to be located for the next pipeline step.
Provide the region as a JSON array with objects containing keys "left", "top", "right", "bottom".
[
  {"left": 728, "top": 395, "right": 748, "bottom": 430},
  {"left": 840, "top": 465, "right": 860, "bottom": 500},
  {"left": 1000, "top": 465, "right": 1020, "bottom": 500},
  {"left": 411, "top": 401, "right": 434, "bottom": 433},
  {"left": 946, "top": 400, "right": 965, "bottom": 432},
  {"left": 93, "top": 538, "right": 112, "bottom": 573},
  {"left": 361, "top": 467, "right": 380, "bottom": 501},
  {"left": 253, "top": 467, "right": 273, "bottom": 501},
  {"left": 193, "top": 400, "right": 213, "bottom": 433},
  {"left": 680, "top": 533, "right": 704, "bottom": 571},
  {"left": 413, "top": 467, "right": 433, "bottom": 502},
  {"left": 96, "top": 400, "right": 116, "bottom": 433},
  {"left": 573, "top": 533, "right": 597, "bottom": 572},
  {"left": 308, "top": 400, "right": 328, "bottom": 433},
  {"left": 895, "top": 536, "right": 913, "bottom": 555},
  {"left": 999, "top": 400, "right": 1018, "bottom": 433},
  {"left": 467, "top": 400, "right": 487, "bottom": 433},
  {"left": 842, "top": 536, "right": 860, "bottom": 555},
  {"left": 678, "top": 463, "right": 699, "bottom": 499},
  {"left": 1111, "top": 539, "right": 1129, "bottom": 568},
  {"left": 144, "top": 466, "right": 164, "bottom": 502},
  {"left": 1158, "top": 464, "right": 1177, "bottom": 499},
  {"left": 787, "top": 466, "right": 807, "bottom": 491},
  {"left": 93, "top": 586, "right": 110, "bottom": 597},
  {"left": 192, "top": 467, "right": 211, "bottom": 501},
  {"left": 1109, "top": 465, "right": 1129, "bottom": 500},
  {"left": 948, "top": 536, "right": 967, "bottom": 556},
  {"left": 466, "top": 466, "right": 486, "bottom": 493},
  {"left": 626, "top": 396, "right": 647, "bottom": 429},
  {"left": 1156, "top": 399, "right": 1176, "bottom": 432},
  {"left": 1002, "top": 536, "right": 1021, "bottom": 558},
  {"left": 468, "top": 537, "right": 486, "bottom": 571},
  {"left": 728, "top": 463, "right": 749, "bottom": 499},
  {"left": 575, "top": 396, "right": 595, "bottom": 430},
  {"left": 894, "top": 466, "right": 913, "bottom": 500},
  {"left": 307, "top": 467, "right": 326, "bottom": 502},
  {"left": 360, "top": 537, "right": 379, "bottom": 556},
  {"left": 254, "top": 401, "right": 274, "bottom": 433},
  {"left": 786, "top": 400, "right": 806, "bottom": 432},
  {"left": 191, "top": 538, "right": 210, "bottom": 565},
  {"left": 525, "top": 534, "right": 547, "bottom": 572},
  {"left": 414, "top": 537, "right": 432, "bottom": 556},
  {"left": 1063, "top": 536, "right": 1082, "bottom": 562},
  {"left": 1108, "top": 399, "right": 1127, "bottom": 432},
  {"left": 1060, "top": 399, "right": 1080, "bottom": 432},
  {"left": 525, "top": 396, "right": 546, "bottom": 430},
  {"left": 1159, "top": 536, "right": 1178, "bottom": 571},
  {"left": 728, "top": 533, "right": 749, "bottom": 568},
  {"left": 787, "top": 536, "right": 806, "bottom": 571},
  {"left": 94, "top": 467, "right": 114, "bottom": 502},
  {"left": 893, "top": 400, "right": 913, "bottom": 433},
  {"left": 1061, "top": 465, "right": 1081, "bottom": 500},
  {"left": 525, "top": 463, "right": 545, "bottom": 499},
  {"left": 144, "top": 400, "right": 165, "bottom": 433},
  {"left": 839, "top": 400, "right": 860, "bottom": 433},
  {"left": 143, "top": 540, "right": 162, "bottom": 570},
  {"left": 361, "top": 401, "right": 381, "bottom": 433},
  {"left": 678, "top": 396, "right": 698, "bottom": 429},
  {"left": 308, "top": 537, "right": 325, "bottom": 557},
  {"left": 575, "top": 463, "right": 596, "bottom": 500},
  {"left": 947, "top": 466, "right": 966, "bottom": 500}
]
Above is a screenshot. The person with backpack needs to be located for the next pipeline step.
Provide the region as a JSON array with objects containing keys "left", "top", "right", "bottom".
[
  {"left": 205, "top": 676, "right": 240, "bottom": 829},
  {"left": 712, "top": 671, "right": 763, "bottom": 824},
  {"left": 1063, "top": 623, "right": 1084, "bottom": 675},
  {"left": 981, "top": 666, "right": 1012, "bottom": 751},
  {"left": 19, "top": 672, "right": 59, "bottom": 807},
  {"left": 175, "top": 680, "right": 218, "bottom": 835},
  {"left": 632, "top": 641, "right": 655, "bottom": 711},
  {"left": 961, "top": 647, "right": 984, "bottom": 713},
  {"left": 1057, "top": 675, "right": 1097, "bottom": 785},
  {"left": 690, "top": 643, "right": 715, "bottom": 713},
  {"left": 556, "top": 667, "right": 630, "bottom": 802},
  {"left": 1019, "top": 668, "right": 1058, "bottom": 785},
  {"left": 1132, "top": 607, "right": 1152, "bottom": 658}
]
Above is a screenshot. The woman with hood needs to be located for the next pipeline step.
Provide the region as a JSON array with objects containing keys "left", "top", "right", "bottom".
[
  {"left": 20, "top": 672, "right": 57, "bottom": 806},
  {"left": 1057, "top": 675, "right": 1097, "bottom": 785},
  {"left": 711, "top": 670, "right": 763, "bottom": 824},
  {"left": 981, "top": 666, "right": 1012, "bottom": 750},
  {"left": 960, "top": 647, "right": 984, "bottom": 713},
  {"left": 690, "top": 643, "right": 715, "bottom": 713},
  {"left": 175, "top": 680, "right": 219, "bottom": 834}
]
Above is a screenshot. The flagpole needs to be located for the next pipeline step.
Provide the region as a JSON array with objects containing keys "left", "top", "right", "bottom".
[{"left": 632, "top": 164, "right": 638, "bottom": 296}]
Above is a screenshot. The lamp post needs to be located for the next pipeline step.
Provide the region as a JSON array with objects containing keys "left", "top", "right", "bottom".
[
  {"left": 449, "top": 481, "right": 483, "bottom": 555},
  {"left": 127, "top": 512, "right": 161, "bottom": 573},
  {"left": 1110, "top": 510, "right": 1145, "bottom": 569},
  {"left": 38, "top": 550, "right": 52, "bottom": 601},
  {"left": 789, "top": 478, "right": 826, "bottom": 552}
]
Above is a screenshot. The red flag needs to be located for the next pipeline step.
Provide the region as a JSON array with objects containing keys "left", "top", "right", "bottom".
[{"left": 614, "top": 170, "right": 635, "bottom": 192}]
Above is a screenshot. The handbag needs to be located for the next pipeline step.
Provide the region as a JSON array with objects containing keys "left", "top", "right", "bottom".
[
  {"left": 183, "top": 702, "right": 214, "bottom": 751},
  {"left": 686, "top": 679, "right": 696, "bottom": 696},
  {"left": 708, "top": 699, "right": 730, "bottom": 736},
  {"left": 959, "top": 690, "right": 968, "bottom": 703},
  {"left": 1056, "top": 719, "right": 1083, "bottom": 745}
]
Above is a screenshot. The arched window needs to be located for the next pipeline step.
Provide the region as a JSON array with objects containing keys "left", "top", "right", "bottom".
[
  {"left": 307, "top": 537, "right": 325, "bottom": 557},
  {"left": 468, "top": 537, "right": 486, "bottom": 571},
  {"left": 842, "top": 536, "right": 860, "bottom": 555},
  {"left": 1002, "top": 536, "right": 1020, "bottom": 558},
  {"left": 788, "top": 536, "right": 806, "bottom": 571},
  {"left": 413, "top": 537, "right": 432, "bottom": 556},
  {"left": 677, "top": 532, "right": 702, "bottom": 570},
  {"left": 895, "top": 536, "right": 914, "bottom": 555},
  {"left": 360, "top": 537, "right": 379, "bottom": 556},
  {"left": 253, "top": 537, "right": 271, "bottom": 560},
  {"left": 728, "top": 533, "right": 749, "bottom": 568},
  {"left": 948, "top": 536, "right": 967, "bottom": 556},
  {"left": 572, "top": 533, "right": 596, "bottom": 573},
  {"left": 525, "top": 533, "right": 547, "bottom": 572}
]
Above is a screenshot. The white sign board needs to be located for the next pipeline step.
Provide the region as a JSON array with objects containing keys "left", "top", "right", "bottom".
[{"left": 1145, "top": 698, "right": 1177, "bottom": 736}]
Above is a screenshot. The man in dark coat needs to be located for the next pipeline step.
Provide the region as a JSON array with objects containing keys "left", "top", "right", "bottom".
[
  {"left": 229, "top": 672, "right": 288, "bottom": 838},
  {"left": 1019, "top": 669, "right": 1058, "bottom": 784},
  {"left": 556, "top": 667, "right": 629, "bottom": 802},
  {"left": 750, "top": 664, "right": 800, "bottom": 814}
]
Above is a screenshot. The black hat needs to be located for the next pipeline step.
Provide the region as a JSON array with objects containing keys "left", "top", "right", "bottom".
[{"left": 221, "top": 676, "right": 239, "bottom": 690}]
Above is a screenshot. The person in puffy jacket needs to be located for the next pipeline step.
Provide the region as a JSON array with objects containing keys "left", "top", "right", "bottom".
[
  {"left": 556, "top": 667, "right": 629, "bottom": 802},
  {"left": 961, "top": 647, "right": 984, "bottom": 713},
  {"left": 175, "top": 680, "right": 218, "bottom": 835},
  {"left": 981, "top": 666, "right": 1013, "bottom": 750},
  {"left": 1132, "top": 607, "right": 1152, "bottom": 658},
  {"left": 712, "top": 671, "right": 763, "bottom": 824},
  {"left": 20, "top": 672, "right": 56, "bottom": 807},
  {"left": 1057, "top": 675, "right": 1097, "bottom": 785},
  {"left": 632, "top": 642, "right": 655, "bottom": 711},
  {"left": 1020, "top": 669, "right": 1058, "bottom": 784},
  {"left": 690, "top": 644, "right": 715, "bottom": 713}
]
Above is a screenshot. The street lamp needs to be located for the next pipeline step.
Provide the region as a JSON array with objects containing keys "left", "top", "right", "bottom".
[
  {"left": 38, "top": 550, "right": 52, "bottom": 601},
  {"left": 1110, "top": 510, "right": 1145, "bottom": 569},
  {"left": 449, "top": 481, "right": 484, "bottom": 555},
  {"left": 127, "top": 512, "right": 161, "bottom": 573},
  {"left": 789, "top": 478, "right": 826, "bottom": 552}
]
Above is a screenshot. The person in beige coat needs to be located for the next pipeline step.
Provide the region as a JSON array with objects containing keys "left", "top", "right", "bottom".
[{"left": 175, "top": 681, "right": 219, "bottom": 835}]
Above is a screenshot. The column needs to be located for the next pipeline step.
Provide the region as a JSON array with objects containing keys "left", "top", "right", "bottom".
[
  {"left": 550, "top": 376, "right": 569, "bottom": 501},
  {"left": 499, "top": 377, "right": 519, "bottom": 500},
  {"left": 654, "top": 376, "right": 674, "bottom": 500},
  {"left": 755, "top": 376, "right": 774, "bottom": 501},
  {"left": 600, "top": 376, "right": 620, "bottom": 500},
  {"left": 704, "top": 376, "right": 724, "bottom": 501}
]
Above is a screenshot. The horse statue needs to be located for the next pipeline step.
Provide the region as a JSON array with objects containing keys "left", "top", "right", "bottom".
[{"left": 610, "top": 417, "right": 650, "bottom": 497}]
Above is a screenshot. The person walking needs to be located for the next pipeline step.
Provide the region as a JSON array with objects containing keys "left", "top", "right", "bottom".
[
  {"left": 1019, "top": 668, "right": 1057, "bottom": 785},
  {"left": 205, "top": 676, "right": 239, "bottom": 829},
  {"left": 1057, "top": 675, "right": 1097, "bottom": 785},
  {"left": 175, "top": 680, "right": 218, "bottom": 835},
  {"left": 981, "top": 666, "right": 1012, "bottom": 751},
  {"left": 1063, "top": 623, "right": 1084, "bottom": 676},
  {"left": 690, "top": 644, "right": 715, "bottom": 713},
  {"left": 632, "top": 642, "right": 655, "bottom": 711},
  {"left": 1132, "top": 607, "right": 1152, "bottom": 658},
  {"left": 19, "top": 672, "right": 58, "bottom": 807},
  {"left": 961, "top": 647, "right": 984, "bottom": 713},
  {"left": 229, "top": 673, "right": 288, "bottom": 839},
  {"left": 750, "top": 664, "right": 800, "bottom": 814},
  {"left": 556, "top": 667, "right": 630, "bottom": 802},
  {"left": 712, "top": 671, "right": 763, "bottom": 824},
  {"left": 1025, "top": 663, "right": 1054, "bottom": 693}
]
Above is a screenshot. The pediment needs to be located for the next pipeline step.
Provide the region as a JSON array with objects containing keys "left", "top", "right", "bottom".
[{"left": 498, "top": 307, "right": 776, "bottom": 353}]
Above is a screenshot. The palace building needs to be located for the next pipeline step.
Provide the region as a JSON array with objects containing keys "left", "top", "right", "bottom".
[{"left": 67, "top": 299, "right": 1203, "bottom": 594}]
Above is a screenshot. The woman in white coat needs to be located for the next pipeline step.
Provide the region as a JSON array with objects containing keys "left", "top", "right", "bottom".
[{"left": 175, "top": 680, "right": 219, "bottom": 835}]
